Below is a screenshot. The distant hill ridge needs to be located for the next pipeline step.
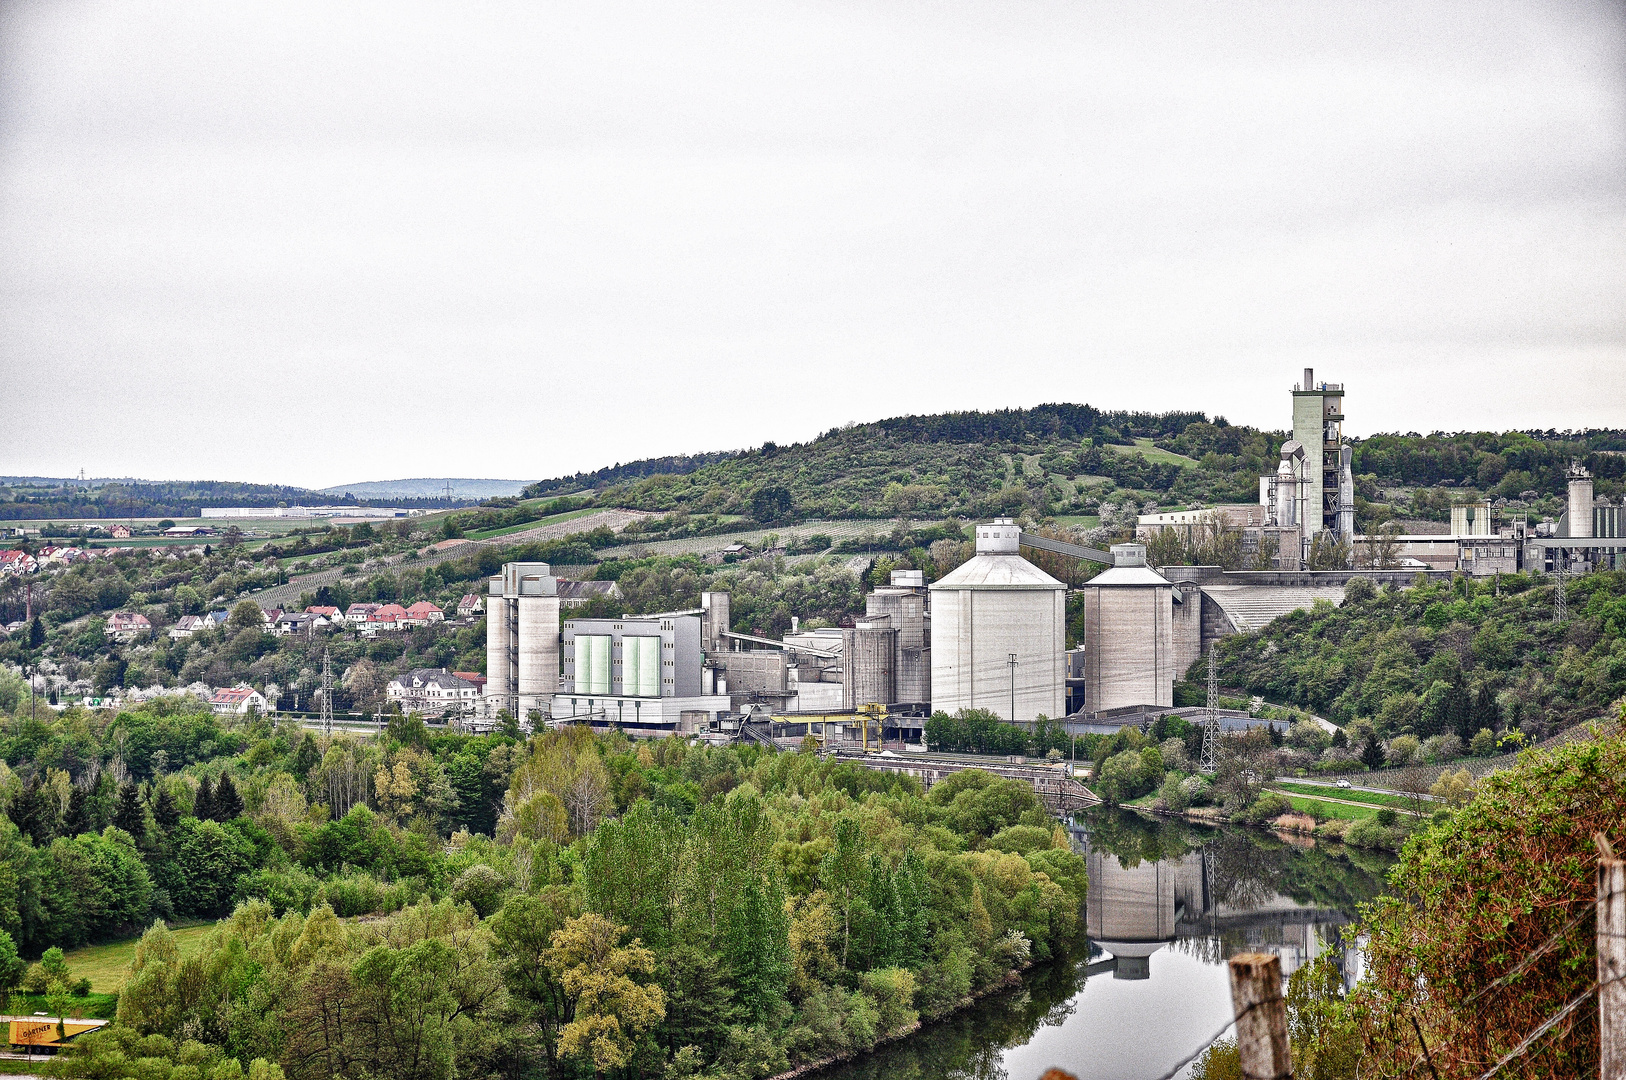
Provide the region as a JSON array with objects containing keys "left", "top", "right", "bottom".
[{"left": 319, "top": 478, "right": 529, "bottom": 499}]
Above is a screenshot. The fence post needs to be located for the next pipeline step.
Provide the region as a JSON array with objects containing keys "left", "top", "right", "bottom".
[
  {"left": 1599, "top": 836, "right": 1626, "bottom": 1079},
  {"left": 1229, "top": 952, "right": 1292, "bottom": 1080}
]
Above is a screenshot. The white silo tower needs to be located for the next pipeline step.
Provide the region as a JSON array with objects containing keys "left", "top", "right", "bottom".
[
  {"left": 484, "top": 562, "right": 561, "bottom": 719},
  {"left": 1079, "top": 543, "right": 1178, "bottom": 711},
  {"left": 928, "top": 518, "right": 1066, "bottom": 723}
]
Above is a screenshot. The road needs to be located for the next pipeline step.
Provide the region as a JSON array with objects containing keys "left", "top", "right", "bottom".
[{"left": 1280, "top": 775, "right": 1441, "bottom": 801}]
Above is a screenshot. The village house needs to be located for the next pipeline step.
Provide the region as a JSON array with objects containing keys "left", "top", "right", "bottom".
[
  {"left": 385, "top": 668, "right": 480, "bottom": 716},
  {"left": 456, "top": 593, "right": 483, "bottom": 618},
  {"left": 209, "top": 685, "right": 269, "bottom": 715},
  {"left": 345, "top": 603, "right": 380, "bottom": 625},
  {"left": 401, "top": 600, "right": 443, "bottom": 626},
  {"left": 305, "top": 605, "right": 341, "bottom": 620},
  {"left": 364, "top": 603, "right": 409, "bottom": 632},
  {"left": 0, "top": 550, "right": 38, "bottom": 576},
  {"left": 273, "top": 611, "right": 327, "bottom": 636},
  {"left": 106, "top": 611, "right": 152, "bottom": 641},
  {"left": 169, "top": 614, "right": 207, "bottom": 640}
]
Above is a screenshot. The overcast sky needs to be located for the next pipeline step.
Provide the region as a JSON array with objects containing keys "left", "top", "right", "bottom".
[{"left": 2, "top": 1, "right": 1622, "bottom": 489}]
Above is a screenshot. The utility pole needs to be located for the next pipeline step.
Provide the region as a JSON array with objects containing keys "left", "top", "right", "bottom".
[
  {"left": 320, "top": 649, "right": 333, "bottom": 742},
  {"left": 1007, "top": 652, "right": 1018, "bottom": 727},
  {"left": 1554, "top": 552, "right": 1569, "bottom": 622},
  {"left": 1201, "top": 648, "right": 1221, "bottom": 772}
]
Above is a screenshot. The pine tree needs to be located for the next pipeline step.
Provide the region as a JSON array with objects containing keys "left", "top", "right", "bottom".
[
  {"left": 8, "top": 779, "right": 51, "bottom": 846},
  {"left": 63, "top": 785, "right": 91, "bottom": 836},
  {"left": 192, "top": 775, "right": 215, "bottom": 822},
  {"left": 151, "top": 787, "right": 180, "bottom": 833},
  {"left": 27, "top": 616, "right": 44, "bottom": 649},
  {"left": 112, "top": 782, "right": 147, "bottom": 842},
  {"left": 1361, "top": 732, "right": 1387, "bottom": 771},
  {"left": 720, "top": 871, "right": 791, "bottom": 1025},
  {"left": 214, "top": 773, "right": 243, "bottom": 821},
  {"left": 293, "top": 733, "right": 321, "bottom": 780}
]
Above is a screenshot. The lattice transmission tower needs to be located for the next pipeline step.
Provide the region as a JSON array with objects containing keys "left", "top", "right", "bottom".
[
  {"left": 320, "top": 648, "right": 334, "bottom": 740},
  {"left": 1200, "top": 648, "right": 1221, "bottom": 772}
]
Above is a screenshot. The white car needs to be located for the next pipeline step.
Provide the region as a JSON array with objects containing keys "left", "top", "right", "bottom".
[{"left": 1336, "top": 779, "right": 1353, "bottom": 789}]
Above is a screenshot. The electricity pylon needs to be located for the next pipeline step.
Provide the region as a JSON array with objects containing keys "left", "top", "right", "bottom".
[{"left": 1200, "top": 648, "right": 1221, "bottom": 772}]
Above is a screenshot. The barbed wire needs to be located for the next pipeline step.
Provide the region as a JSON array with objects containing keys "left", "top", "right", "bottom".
[
  {"left": 1461, "top": 903, "right": 1593, "bottom": 1007},
  {"left": 1145, "top": 997, "right": 1270, "bottom": 1080}
]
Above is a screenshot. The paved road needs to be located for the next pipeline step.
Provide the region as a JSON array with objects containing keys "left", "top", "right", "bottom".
[
  {"left": 1270, "top": 784, "right": 1428, "bottom": 816},
  {"left": 1278, "top": 776, "right": 1441, "bottom": 802}
]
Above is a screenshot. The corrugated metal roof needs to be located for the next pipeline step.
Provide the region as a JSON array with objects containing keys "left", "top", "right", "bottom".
[{"left": 929, "top": 553, "right": 1065, "bottom": 590}]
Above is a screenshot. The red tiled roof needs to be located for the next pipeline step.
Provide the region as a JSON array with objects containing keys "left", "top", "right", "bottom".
[{"left": 405, "top": 601, "right": 441, "bottom": 615}]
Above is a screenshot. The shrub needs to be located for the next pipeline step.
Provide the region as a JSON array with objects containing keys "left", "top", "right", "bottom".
[
  {"left": 1159, "top": 774, "right": 1191, "bottom": 813},
  {"left": 1234, "top": 793, "right": 1293, "bottom": 825},
  {"left": 1343, "top": 817, "right": 1399, "bottom": 849},
  {"left": 1352, "top": 720, "right": 1626, "bottom": 1074},
  {"left": 1374, "top": 807, "right": 1398, "bottom": 828},
  {"left": 1386, "top": 734, "right": 1420, "bottom": 766}
]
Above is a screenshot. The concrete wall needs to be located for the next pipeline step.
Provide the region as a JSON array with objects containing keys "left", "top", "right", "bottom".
[
  {"left": 1171, "top": 584, "right": 1202, "bottom": 677},
  {"left": 930, "top": 587, "right": 1066, "bottom": 722},
  {"left": 485, "top": 595, "right": 514, "bottom": 707},
  {"left": 725, "top": 650, "right": 787, "bottom": 694}
]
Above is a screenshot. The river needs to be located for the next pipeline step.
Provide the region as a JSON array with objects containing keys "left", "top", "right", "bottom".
[{"left": 812, "top": 807, "right": 1395, "bottom": 1080}]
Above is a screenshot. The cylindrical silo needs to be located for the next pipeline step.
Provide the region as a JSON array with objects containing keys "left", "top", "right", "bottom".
[
  {"left": 1568, "top": 462, "right": 1594, "bottom": 539},
  {"left": 927, "top": 518, "right": 1067, "bottom": 723},
  {"left": 1080, "top": 544, "right": 1176, "bottom": 711},
  {"left": 842, "top": 621, "right": 897, "bottom": 709},
  {"left": 517, "top": 591, "right": 561, "bottom": 711},
  {"left": 486, "top": 594, "right": 513, "bottom": 705}
]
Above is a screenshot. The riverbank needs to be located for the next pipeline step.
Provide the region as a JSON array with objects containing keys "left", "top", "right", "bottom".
[
  {"left": 771, "top": 966, "right": 1033, "bottom": 1080},
  {"left": 1134, "top": 796, "right": 1412, "bottom": 851}
]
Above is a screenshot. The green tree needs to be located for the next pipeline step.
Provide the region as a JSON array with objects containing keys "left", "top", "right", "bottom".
[
  {"left": 28, "top": 616, "right": 45, "bottom": 648},
  {"left": 192, "top": 774, "right": 216, "bottom": 822},
  {"left": 228, "top": 599, "right": 263, "bottom": 631},
  {"left": 490, "top": 889, "right": 576, "bottom": 1076},
  {"left": 546, "top": 913, "right": 666, "bottom": 1077},
  {"left": 214, "top": 773, "right": 244, "bottom": 820},
  {"left": 112, "top": 782, "right": 147, "bottom": 843},
  {"left": 172, "top": 818, "right": 256, "bottom": 916}
]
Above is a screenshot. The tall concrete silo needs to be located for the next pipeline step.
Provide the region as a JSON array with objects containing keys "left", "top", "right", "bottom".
[
  {"left": 928, "top": 518, "right": 1066, "bottom": 723},
  {"left": 1568, "top": 461, "right": 1594, "bottom": 539},
  {"left": 842, "top": 616, "right": 898, "bottom": 710},
  {"left": 1080, "top": 543, "right": 1182, "bottom": 711},
  {"left": 483, "top": 562, "right": 561, "bottom": 719}
]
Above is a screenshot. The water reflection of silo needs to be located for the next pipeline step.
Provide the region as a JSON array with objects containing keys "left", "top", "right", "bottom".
[{"left": 1087, "top": 849, "right": 1183, "bottom": 978}]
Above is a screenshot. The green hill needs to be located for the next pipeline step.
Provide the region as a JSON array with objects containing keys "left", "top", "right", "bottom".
[{"left": 518, "top": 404, "right": 1626, "bottom": 527}]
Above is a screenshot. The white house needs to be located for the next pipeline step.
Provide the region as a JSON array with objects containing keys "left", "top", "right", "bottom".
[
  {"left": 385, "top": 668, "right": 481, "bottom": 716},
  {"left": 209, "top": 686, "right": 269, "bottom": 715}
]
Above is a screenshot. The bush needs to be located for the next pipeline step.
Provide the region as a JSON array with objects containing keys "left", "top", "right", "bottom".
[
  {"left": 1343, "top": 817, "right": 1401, "bottom": 850},
  {"left": 1159, "top": 774, "right": 1191, "bottom": 813},
  {"left": 1178, "top": 774, "right": 1212, "bottom": 806},
  {"left": 1374, "top": 807, "right": 1398, "bottom": 827},
  {"left": 1234, "top": 793, "right": 1293, "bottom": 825}
]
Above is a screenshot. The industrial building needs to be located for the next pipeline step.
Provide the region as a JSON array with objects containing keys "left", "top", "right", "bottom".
[
  {"left": 929, "top": 518, "right": 1067, "bottom": 723},
  {"left": 551, "top": 613, "right": 729, "bottom": 732}
]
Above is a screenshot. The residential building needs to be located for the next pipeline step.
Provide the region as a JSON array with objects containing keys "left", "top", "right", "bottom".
[
  {"left": 403, "top": 601, "right": 444, "bottom": 625},
  {"left": 106, "top": 611, "right": 153, "bottom": 641},
  {"left": 386, "top": 668, "right": 481, "bottom": 716},
  {"left": 456, "top": 594, "right": 483, "bottom": 617},
  {"left": 273, "top": 611, "right": 327, "bottom": 636},
  {"left": 169, "top": 614, "right": 207, "bottom": 640},
  {"left": 365, "top": 604, "right": 409, "bottom": 631},
  {"left": 0, "top": 550, "right": 37, "bottom": 576},
  {"left": 453, "top": 671, "right": 487, "bottom": 693},
  {"left": 306, "top": 606, "right": 341, "bottom": 620},
  {"left": 204, "top": 610, "right": 230, "bottom": 629},
  {"left": 210, "top": 686, "right": 269, "bottom": 715},
  {"left": 345, "top": 603, "right": 381, "bottom": 624},
  {"left": 110, "top": 525, "right": 132, "bottom": 539}
]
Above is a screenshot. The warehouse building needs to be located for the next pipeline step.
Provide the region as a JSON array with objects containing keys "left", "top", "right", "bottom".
[{"left": 551, "top": 613, "right": 729, "bottom": 733}]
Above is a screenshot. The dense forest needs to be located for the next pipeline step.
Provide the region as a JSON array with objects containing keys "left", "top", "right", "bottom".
[
  {"left": 1213, "top": 569, "right": 1626, "bottom": 738},
  {"left": 0, "top": 702, "right": 1086, "bottom": 1080}
]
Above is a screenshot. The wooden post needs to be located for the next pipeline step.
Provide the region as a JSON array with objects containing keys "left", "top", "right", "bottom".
[
  {"left": 1229, "top": 952, "right": 1292, "bottom": 1080},
  {"left": 1599, "top": 836, "right": 1626, "bottom": 1079}
]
